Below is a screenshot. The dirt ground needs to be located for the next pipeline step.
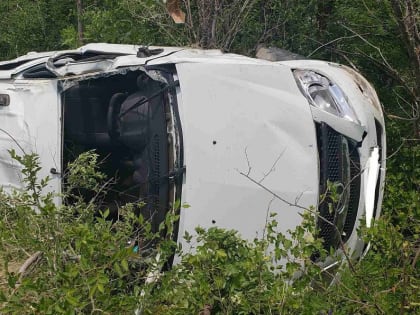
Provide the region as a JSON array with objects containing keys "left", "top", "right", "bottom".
[{"left": 0, "top": 259, "right": 22, "bottom": 289}]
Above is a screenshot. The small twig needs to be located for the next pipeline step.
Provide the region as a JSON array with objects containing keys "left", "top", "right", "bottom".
[
  {"left": 9, "top": 251, "right": 44, "bottom": 295},
  {"left": 258, "top": 148, "right": 286, "bottom": 184},
  {"left": 244, "top": 146, "right": 252, "bottom": 176},
  {"left": 387, "top": 114, "right": 419, "bottom": 121},
  {"left": 0, "top": 127, "right": 26, "bottom": 155},
  {"left": 18, "top": 251, "right": 43, "bottom": 278},
  {"left": 262, "top": 196, "right": 276, "bottom": 241},
  {"left": 238, "top": 170, "right": 306, "bottom": 211},
  {"left": 412, "top": 246, "right": 420, "bottom": 269},
  {"left": 308, "top": 34, "right": 360, "bottom": 57},
  {"left": 340, "top": 23, "right": 395, "bottom": 72},
  {"left": 386, "top": 138, "right": 419, "bottom": 160}
]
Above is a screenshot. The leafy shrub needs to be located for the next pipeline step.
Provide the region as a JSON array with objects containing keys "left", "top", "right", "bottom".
[
  {"left": 0, "top": 151, "right": 174, "bottom": 314},
  {"left": 1, "top": 151, "right": 419, "bottom": 315},
  {"left": 144, "top": 210, "right": 327, "bottom": 315}
]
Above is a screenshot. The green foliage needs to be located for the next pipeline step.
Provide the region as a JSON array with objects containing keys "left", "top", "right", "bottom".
[
  {"left": 145, "top": 210, "right": 326, "bottom": 314},
  {"left": 0, "top": 151, "right": 419, "bottom": 314},
  {"left": 0, "top": 151, "right": 168, "bottom": 314},
  {"left": 0, "top": 0, "right": 76, "bottom": 59}
]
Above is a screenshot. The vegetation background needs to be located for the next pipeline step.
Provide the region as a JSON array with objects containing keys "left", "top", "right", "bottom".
[{"left": 0, "top": 0, "right": 418, "bottom": 314}]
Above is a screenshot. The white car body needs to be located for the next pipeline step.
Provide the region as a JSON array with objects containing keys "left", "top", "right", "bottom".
[{"left": 0, "top": 44, "right": 385, "bottom": 263}]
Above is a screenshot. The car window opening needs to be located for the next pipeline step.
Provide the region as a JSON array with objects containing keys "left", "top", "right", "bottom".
[{"left": 62, "top": 70, "right": 173, "bottom": 232}]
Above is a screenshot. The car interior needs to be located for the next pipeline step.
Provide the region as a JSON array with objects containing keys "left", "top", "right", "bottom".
[{"left": 61, "top": 70, "right": 170, "bottom": 231}]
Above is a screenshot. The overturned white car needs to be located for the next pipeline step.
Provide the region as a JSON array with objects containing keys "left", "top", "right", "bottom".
[{"left": 0, "top": 44, "right": 385, "bottom": 264}]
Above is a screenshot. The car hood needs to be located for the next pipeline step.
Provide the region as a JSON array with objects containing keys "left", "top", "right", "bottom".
[{"left": 174, "top": 62, "right": 319, "bottom": 243}]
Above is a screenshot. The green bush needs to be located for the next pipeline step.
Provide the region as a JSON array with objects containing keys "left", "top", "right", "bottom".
[
  {"left": 0, "top": 151, "right": 175, "bottom": 314},
  {"left": 1, "top": 151, "right": 419, "bottom": 314}
]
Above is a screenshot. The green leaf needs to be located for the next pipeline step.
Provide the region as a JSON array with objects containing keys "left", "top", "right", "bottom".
[
  {"left": 121, "top": 259, "right": 129, "bottom": 272},
  {"left": 97, "top": 283, "right": 105, "bottom": 293}
]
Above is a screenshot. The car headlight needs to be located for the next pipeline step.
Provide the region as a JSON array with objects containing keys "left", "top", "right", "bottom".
[{"left": 293, "top": 69, "right": 359, "bottom": 123}]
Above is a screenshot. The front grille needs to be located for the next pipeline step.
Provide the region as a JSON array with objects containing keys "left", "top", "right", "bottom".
[
  {"left": 316, "top": 123, "right": 354, "bottom": 251},
  {"left": 326, "top": 130, "right": 341, "bottom": 182},
  {"left": 342, "top": 144, "right": 361, "bottom": 242}
]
